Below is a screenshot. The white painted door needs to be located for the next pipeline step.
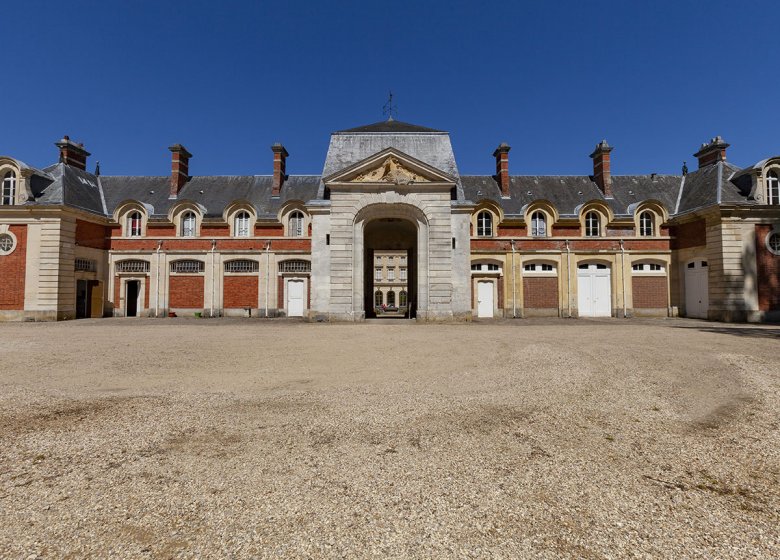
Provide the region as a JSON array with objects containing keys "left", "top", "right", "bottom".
[
  {"left": 685, "top": 260, "right": 709, "bottom": 319},
  {"left": 477, "top": 281, "right": 493, "bottom": 318},
  {"left": 287, "top": 279, "right": 304, "bottom": 317},
  {"left": 577, "top": 263, "right": 611, "bottom": 317}
]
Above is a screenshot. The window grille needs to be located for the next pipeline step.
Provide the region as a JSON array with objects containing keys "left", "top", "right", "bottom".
[
  {"left": 75, "top": 258, "right": 96, "bottom": 272},
  {"left": 0, "top": 233, "right": 14, "bottom": 253},
  {"left": 116, "top": 260, "right": 149, "bottom": 273},
  {"left": 1, "top": 171, "right": 16, "bottom": 205},
  {"left": 632, "top": 263, "right": 663, "bottom": 272},
  {"left": 170, "top": 260, "right": 204, "bottom": 274},
  {"left": 477, "top": 211, "right": 493, "bottom": 237},
  {"left": 524, "top": 263, "right": 554, "bottom": 272},
  {"left": 639, "top": 211, "right": 654, "bottom": 237},
  {"left": 769, "top": 232, "right": 780, "bottom": 254},
  {"left": 224, "top": 259, "right": 258, "bottom": 273},
  {"left": 531, "top": 211, "right": 546, "bottom": 236},
  {"left": 471, "top": 264, "right": 481, "bottom": 271},
  {"left": 278, "top": 260, "right": 311, "bottom": 273},
  {"left": 487, "top": 263, "right": 499, "bottom": 271}
]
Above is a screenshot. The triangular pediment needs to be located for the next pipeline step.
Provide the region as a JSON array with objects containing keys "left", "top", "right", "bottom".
[{"left": 323, "top": 148, "right": 456, "bottom": 186}]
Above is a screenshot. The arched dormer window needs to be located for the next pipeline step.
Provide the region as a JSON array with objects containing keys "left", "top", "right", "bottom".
[
  {"left": 584, "top": 211, "right": 600, "bottom": 237},
  {"left": 128, "top": 211, "right": 143, "bottom": 237},
  {"left": 289, "top": 210, "right": 304, "bottom": 237},
  {"left": 181, "top": 211, "right": 197, "bottom": 237},
  {"left": 1, "top": 171, "right": 16, "bottom": 205},
  {"left": 477, "top": 211, "right": 493, "bottom": 237},
  {"left": 767, "top": 171, "right": 779, "bottom": 205},
  {"left": 531, "top": 211, "right": 547, "bottom": 237},
  {"left": 639, "top": 211, "right": 654, "bottom": 237},
  {"left": 235, "top": 211, "right": 251, "bottom": 237}
]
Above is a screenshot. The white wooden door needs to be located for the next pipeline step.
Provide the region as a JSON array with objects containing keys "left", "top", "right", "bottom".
[
  {"left": 577, "top": 264, "right": 611, "bottom": 317},
  {"left": 287, "top": 279, "right": 304, "bottom": 317},
  {"left": 685, "top": 260, "right": 709, "bottom": 319},
  {"left": 477, "top": 281, "right": 493, "bottom": 318}
]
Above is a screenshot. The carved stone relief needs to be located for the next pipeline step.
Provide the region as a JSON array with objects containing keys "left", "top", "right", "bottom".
[{"left": 352, "top": 157, "right": 430, "bottom": 184}]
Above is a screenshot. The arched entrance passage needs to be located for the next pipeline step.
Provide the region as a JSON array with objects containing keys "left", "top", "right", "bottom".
[
  {"left": 363, "top": 218, "right": 418, "bottom": 318},
  {"left": 353, "top": 203, "right": 428, "bottom": 320}
]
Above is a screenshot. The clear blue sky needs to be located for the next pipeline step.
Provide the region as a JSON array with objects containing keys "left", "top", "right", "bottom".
[{"left": 3, "top": 1, "right": 778, "bottom": 177}]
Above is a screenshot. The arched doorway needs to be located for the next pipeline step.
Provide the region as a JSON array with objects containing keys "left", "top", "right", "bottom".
[{"left": 363, "top": 217, "right": 418, "bottom": 318}]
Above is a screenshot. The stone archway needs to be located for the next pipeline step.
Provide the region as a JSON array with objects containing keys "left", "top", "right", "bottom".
[{"left": 363, "top": 218, "right": 418, "bottom": 318}]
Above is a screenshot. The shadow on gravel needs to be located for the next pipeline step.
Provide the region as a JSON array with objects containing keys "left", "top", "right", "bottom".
[{"left": 673, "top": 326, "right": 780, "bottom": 340}]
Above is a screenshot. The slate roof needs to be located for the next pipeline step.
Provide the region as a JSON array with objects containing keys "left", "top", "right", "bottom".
[
  {"left": 461, "top": 174, "right": 682, "bottom": 217},
  {"left": 100, "top": 175, "right": 321, "bottom": 218},
  {"left": 336, "top": 119, "right": 444, "bottom": 134},
  {"left": 675, "top": 161, "right": 750, "bottom": 214},
  {"left": 35, "top": 163, "right": 105, "bottom": 215}
]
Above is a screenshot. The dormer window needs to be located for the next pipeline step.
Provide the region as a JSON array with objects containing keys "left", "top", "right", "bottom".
[
  {"left": 639, "top": 211, "right": 654, "bottom": 237},
  {"left": 531, "top": 211, "right": 547, "bottom": 237},
  {"left": 128, "top": 211, "right": 143, "bottom": 237},
  {"left": 1, "top": 171, "right": 16, "bottom": 205},
  {"left": 767, "top": 171, "right": 779, "bottom": 205},
  {"left": 289, "top": 210, "right": 304, "bottom": 237},
  {"left": 477, "top": 211, "right": 493, "bottom": 237},
  {"left": 585, "top": 211, "right": 600, "bottom": 237},
  {"left": 181, "top": 211, "right": 197, "bottom": 237},
  {"left": 235, "top": 211, "right": 251, "bottom": 237}
]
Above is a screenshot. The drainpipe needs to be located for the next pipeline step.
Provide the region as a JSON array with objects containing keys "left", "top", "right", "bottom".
[
  {"left": 620, "top": 239, "right": 627, "bottom": 318},
  {"left": 510, "top": 240, "right": 517, "bottom": 318},
  {"left": 155, "top": 240, "right": 162, "bottom": 317},
  {"left": 565, "top": 239, "right": 572, "bottom": 318},
  {"left": 210, "top": 239, "right": 216, "bottom": 318},
  {"left": 265, "top": 241, "right": 271, "bottom": 318}
]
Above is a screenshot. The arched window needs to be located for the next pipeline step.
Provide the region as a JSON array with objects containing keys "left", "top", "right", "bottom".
[
  {"left": 767, "top": 171, "right": 779, "bottom": 205},
  {"left": 289, "top": 211, "right": 304, "bottom": 237},
  {"left": 235, "top": 211, "right": 251, "bottom": 237},
  {"left": 375, "top": 290, "right": 383, "bottom": 307},
  {"left": 387, "top": 290, "right": 396, "bottom": 306},
  {"left": 477, "top": 211, "right": 493, "bottom": 237},
  {"left": 399, "top": 290, "right": 408, "bottom": 307},
  {"left": 531, "top": 211, "right": 547, "bottom": 237},
  {"left": 1, "top": 171, "right": 16, "bottom": 205},
  {"left": 128, "top": 211, "right": 143, "bottom": 237},
  {"left": 639, "top": 211, "right": 654, "bottom": 237},
  {"left": 181, "top": 211, "right": 197, "bottom": 237},
  {"left": 584, "top": 211, "right": 600, "bottom": 237}
]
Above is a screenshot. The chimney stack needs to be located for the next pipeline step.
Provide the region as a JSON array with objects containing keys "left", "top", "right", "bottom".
[
  {"left": 590, "top": 140, "right": 613, "bottom": 197},
  {"left": 694, "top": 136, "right": 728, "bottom": 169},
  {"left": 271, "top": 143, "right": 288, "bottom": 197},
  {"left": 168, "top": 144, "right": 192, "bottom": 198},
  {"left": 493, "top": 143, "right": 511, "bottom": 197},
  {"left": 55, "top": 136, "right": 90, "bottom": 170}
]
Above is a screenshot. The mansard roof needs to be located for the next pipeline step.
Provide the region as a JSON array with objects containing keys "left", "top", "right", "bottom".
[
  {"left": 336, "top": 119, "right": 445, "bottom": 134},
  {"left": 675, "top": 161, "right": 752, "bottom": 215},
  {"left": 461, "top": 174, "right": 682, "bottom": 217}
]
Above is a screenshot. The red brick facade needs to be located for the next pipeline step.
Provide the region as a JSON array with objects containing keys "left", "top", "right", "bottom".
[
  {"left": 0, "top": 225, "right": 27, "bottom": 310},
  {"left": 75, "top": 220, "right": 109, "bottom": 249},
  {"left": 223, "top": 276, "right": 259, "bottom": 308},
  {"left": 168, "top": 276, "right": 205, "bottom": 308},
  {"left": 523, "top": 277, "right": 558, "bottom": 309},
  {"left": 671, "top": 219, "right": 706, "bottom": 249},
  {"left": 756, "top": 225, "right": 780, "bottom": 312},
  {"left": 632, "top": 276, "right": 668, "bottom": 308}
]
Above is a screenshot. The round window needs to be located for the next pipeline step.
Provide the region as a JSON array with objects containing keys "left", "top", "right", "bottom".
[
  {"left": 768, "top": 231, "right": 780, "bottom": 255},
  {"left": 0, "top": 233, "right": 15, "bottom": 254}
]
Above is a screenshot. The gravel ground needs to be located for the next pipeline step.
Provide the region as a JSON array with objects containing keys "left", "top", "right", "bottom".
[{"left": 1, "top": 317, "right": 779, "bottom": 559}]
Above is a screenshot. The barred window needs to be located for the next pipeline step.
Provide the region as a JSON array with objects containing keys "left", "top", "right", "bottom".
[
  {"left": 278, "top": 259, "right": 311, "bottom": 273},
  {"left": 224, "top": 259, "right": 258, "bottom": 273},
  {"left": 75, "top": 258, "right": 96, "bottom": 272},
  {"left": 116, "top": 260, "right": 149, "bottom": 273},
  {"left": 170, "top": 260, "right": 204, "bottom": 274}
]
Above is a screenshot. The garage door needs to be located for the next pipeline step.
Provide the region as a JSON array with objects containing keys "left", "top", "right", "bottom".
[
  {"left": 577, "top": 263, "right": 611, "bottom": 317},
  {"left": 685, "top": 260, "right": 709, "bottom": 319}
]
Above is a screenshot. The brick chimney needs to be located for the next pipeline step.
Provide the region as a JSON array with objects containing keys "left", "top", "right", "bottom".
[
  {"left": 589, "top": 140, "right": 613, "bottom": 197},
  {"left": 271, "top": 143, "right": 288, "bottom": 197},
  {"left": 492, "top": 143, "right": 511, "bottom": 197},
  {"left": 694, "top": 136, "right": 729, "bottom": 169},
  {"left": 168, "top": 144, "right": 192, "bottom": 198},
  {"left": 55, "top": 136, "right": 90, "bottom": 170}
]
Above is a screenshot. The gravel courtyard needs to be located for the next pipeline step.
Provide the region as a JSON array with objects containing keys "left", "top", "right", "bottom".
[{"left": 1, "top": 318, "right": 778, "bottom": 559}]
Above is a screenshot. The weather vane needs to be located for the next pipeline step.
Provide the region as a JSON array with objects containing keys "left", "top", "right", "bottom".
[{"left": 382, "top": 91, "right": 398, "bottom": 121}]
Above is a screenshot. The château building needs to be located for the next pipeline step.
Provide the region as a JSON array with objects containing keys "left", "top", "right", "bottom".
[{"left": 0, "top": 120, "right": 778, "bottom": 322}]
